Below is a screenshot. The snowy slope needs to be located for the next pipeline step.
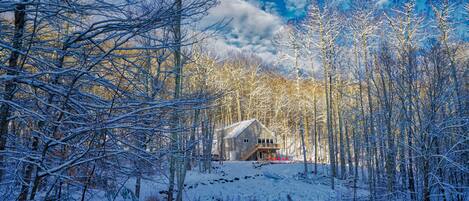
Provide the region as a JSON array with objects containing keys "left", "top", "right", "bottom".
[{"left": 87, "top": 161, "right": 369, "bottom": 201}]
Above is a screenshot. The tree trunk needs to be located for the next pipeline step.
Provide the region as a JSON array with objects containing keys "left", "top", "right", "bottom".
[
  {"left": 18, "top": 136, "right": 38, "bottom": 201},
  {"left": 300, "top": 116, "right": 308, "bottom": 176},
  {"left": 359, "top": 76, "right": 374, "bottom": 201},
  {"left": 326, "top": 72, "right": 336, "bottom": 188},
  {"left": 0, "top": 1, "right": 27, "bottom": 181},
  {"left": 337, "top": 94, "right": 346, "bottom": 179},
  {"left": 313, "top": 97, "right": 318, "bottom": 174},
  {"left": 352, "top": 127, "right": 359, "bottom": 201},
  {"left": 135, "top": 173, "right": 141, "bottom": 199},
  {"left": 169, "top": 0, "right": 183, "bottom": 200},
  {"left": 345, "top": 123, "right": 353, "bottom": 176}
]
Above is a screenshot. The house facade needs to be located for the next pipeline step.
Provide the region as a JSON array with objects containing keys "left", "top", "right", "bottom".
[{"left": 214, "top": 119, "right": 280, "bottom": 161}]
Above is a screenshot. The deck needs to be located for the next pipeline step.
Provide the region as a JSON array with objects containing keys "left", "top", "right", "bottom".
[{"left": 241, "top": 143, "right": 280, "bottom": 160}]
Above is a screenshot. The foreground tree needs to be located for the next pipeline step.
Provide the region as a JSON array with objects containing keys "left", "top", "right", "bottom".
[{"left": 0, "top": 0, "right": 218, "bottom": 200}]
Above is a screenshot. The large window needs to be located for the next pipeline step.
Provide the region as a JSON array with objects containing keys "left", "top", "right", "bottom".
[{"left": 256, "top": 138, "right": 274, "bottom": 144}]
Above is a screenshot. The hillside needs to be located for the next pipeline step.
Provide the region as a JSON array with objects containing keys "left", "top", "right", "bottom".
[{"left": 88, "top": 162, "right": 369, "bottom": 201}]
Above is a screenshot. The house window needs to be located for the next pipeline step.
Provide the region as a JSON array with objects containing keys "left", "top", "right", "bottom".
[
  {"left": 257, "top": 139, "right": 261, "bottom": 144},
  {"left": 261, "top": 139, "right": 265, "bottom": 143},
  {"left": 243, "top": 138, "right": 249, "bottom": 143},
  {"left": 270, "top": 139, "right": 273, "bottom": 144}
]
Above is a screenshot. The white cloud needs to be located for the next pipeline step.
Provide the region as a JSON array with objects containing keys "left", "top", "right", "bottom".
[
  {"left": 376, "top": 0, "right": 389, "bottom": 7},
  {"left": 285, "top": 0, "right": 308, "bottom": 15},
  {"left": 200, "top": 0, "right": 283, "bottom": 63}
]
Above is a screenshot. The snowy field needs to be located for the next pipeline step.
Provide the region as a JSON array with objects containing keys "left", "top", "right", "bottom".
[{"left": 87, "top": 161, "right": 369, "bottom": 201}]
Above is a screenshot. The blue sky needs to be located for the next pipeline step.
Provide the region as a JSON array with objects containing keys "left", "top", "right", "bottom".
[
  {"left": 254, "top": 0, "right": 310, "bottom": 19},
  {"left": 201, "top": 0, "right": 468, "bottom": 64},
  {"left": 253, "top": 0, "right": 437, "bottom": 19}
]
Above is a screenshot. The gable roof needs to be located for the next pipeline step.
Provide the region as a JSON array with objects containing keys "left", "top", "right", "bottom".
[
  {"left": 218, "top": 119, "right": 275, "bottom": 139},
  {"left": 222, "top": 119, "right": 256, "bottom": 139}
]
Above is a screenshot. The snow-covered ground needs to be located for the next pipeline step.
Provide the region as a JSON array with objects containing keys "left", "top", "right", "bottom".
[{"left": 87, "top": 161, "right": 369, "bottom": 201}]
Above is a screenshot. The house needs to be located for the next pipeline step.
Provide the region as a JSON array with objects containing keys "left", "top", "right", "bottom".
[{"left": 214, "top": 119, "right": 280, "bottom": 161}]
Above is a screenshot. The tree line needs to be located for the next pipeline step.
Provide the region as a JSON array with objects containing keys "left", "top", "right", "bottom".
[{"left": 200, "top": 1, "right": 468, "bottom": 201}]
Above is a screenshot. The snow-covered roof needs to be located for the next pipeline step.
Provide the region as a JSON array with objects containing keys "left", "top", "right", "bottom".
[{"left": 221, "top": 119, "right": 256, "bottom": 139}]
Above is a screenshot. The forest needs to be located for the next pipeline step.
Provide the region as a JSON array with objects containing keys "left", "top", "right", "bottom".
[{"left": 0, "top": 0, "right": 468, "bottom": 201}]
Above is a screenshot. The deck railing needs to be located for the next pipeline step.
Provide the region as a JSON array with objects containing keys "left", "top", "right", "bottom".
[
  {"left": 256, "top": 143, "right": 280, "bottom": 149},
  {"left": 241, "top": 143, "right": 280, "bottom": 160}
]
